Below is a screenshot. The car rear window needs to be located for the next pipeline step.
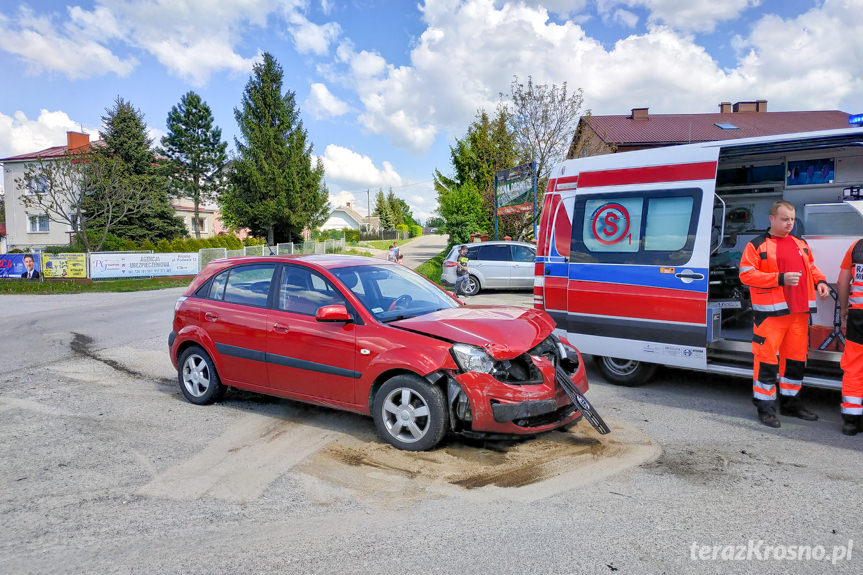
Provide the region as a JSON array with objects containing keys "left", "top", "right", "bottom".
[{"left": 476, "top": 244, "right": 510, "bottom": 261}]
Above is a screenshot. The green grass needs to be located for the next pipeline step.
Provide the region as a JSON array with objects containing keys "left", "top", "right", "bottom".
[
  {"left": 363, "top": 237, "right": 414, "bottom": 251},
  {"left": 414, "top": 248, "right": 448, "bottom": 287},
  {"left": 343, "top": 248, "right": 374, "bottom": 257},
  {"left": 0, "top": 277, "right": 193, "bottom": 294}
]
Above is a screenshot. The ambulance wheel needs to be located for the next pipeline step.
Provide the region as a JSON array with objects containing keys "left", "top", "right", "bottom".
[{"left": 594, "top": 356, "right": 656, "bottom": 387}]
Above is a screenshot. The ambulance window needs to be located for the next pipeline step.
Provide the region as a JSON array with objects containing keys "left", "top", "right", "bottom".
[
  {"left": 582, "top": 197, "right": 643, "bottom": 253},
  {"left": 644, "top": 196, "right": 693, "bottom": 251},
  {"left": 571, "top": 188, "right": 701, "bottom": 265}
]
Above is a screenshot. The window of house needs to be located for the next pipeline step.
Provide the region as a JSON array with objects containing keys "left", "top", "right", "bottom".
[
  {"left": 28, "top": 177, "right": 48, "bottom": 195},
  {"left": 28, "top": 215, "right": 50, "bottom": 233},
  {"left": 191, "top": 217, "right": 207, "bottom": 234}
]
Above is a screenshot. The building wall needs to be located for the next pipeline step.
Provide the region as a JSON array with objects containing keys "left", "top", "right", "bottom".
[
  {"left": 3, "top": 161, "right": 74, "bottom": 250},
  {"left": 320, "top": 211, "right": 360, "bottom": 231}
]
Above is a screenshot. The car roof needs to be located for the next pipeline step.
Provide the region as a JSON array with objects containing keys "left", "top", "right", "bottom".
[{"left": 208, "top": 253, "right": 389, "bottom": 270}]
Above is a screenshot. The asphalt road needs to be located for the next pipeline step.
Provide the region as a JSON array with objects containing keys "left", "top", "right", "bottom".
[{"left": 1, "top": 275, "right": 861, "bottom": 574}]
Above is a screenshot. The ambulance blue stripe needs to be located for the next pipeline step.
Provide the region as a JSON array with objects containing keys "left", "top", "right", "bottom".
[{"left": 571, "top": 264, "right": 708, "bottom": 292}]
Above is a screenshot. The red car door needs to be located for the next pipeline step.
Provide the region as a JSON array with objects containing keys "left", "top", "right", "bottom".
[
  {"left": 266, "top": 265, "right": 358, "bottom": 406},
  {"left": 199, "top": 263, "right": 276, "bottom": 391}
]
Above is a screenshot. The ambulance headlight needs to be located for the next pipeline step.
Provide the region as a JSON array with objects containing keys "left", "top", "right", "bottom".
[{"left": 451, "top": 343, "right": 494, "bottom": 374}]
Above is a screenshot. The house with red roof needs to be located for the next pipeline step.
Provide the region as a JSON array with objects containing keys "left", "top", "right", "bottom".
[
  {"left": 1, "top": 131, "right": 93, "bottom": 251},
  {"left": 569, "top": 100, "right": 853, "bottom": 158}
]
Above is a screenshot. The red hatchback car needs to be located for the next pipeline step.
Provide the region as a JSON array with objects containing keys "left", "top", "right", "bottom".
[{"left": 169, "top": 255, "right": 608, "bottom": 450}]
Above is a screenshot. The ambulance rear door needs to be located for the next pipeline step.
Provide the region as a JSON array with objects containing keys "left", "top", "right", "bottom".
[{"left": 563, "top": 145, "right": 720, "bottom": 371}]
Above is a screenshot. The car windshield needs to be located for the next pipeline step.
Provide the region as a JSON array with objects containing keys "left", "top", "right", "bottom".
[{"left": 332, "top": 263, "right": 459, "bottom": 322}]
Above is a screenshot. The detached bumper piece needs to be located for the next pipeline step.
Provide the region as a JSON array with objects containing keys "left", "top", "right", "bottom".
[
  {"left": 555, "top": 366, "right": 611, "bottom": 435},
  {"left": 491, "top": 399, "right": 578, "bottom": 428}
]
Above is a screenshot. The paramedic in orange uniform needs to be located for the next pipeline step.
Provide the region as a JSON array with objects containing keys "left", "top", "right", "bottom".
[
  {"left": 739, "top": 201, "right": 830, "bottom": 428},
  {"left": 838, "top": 238, "right": 863, "bottom": 435}
]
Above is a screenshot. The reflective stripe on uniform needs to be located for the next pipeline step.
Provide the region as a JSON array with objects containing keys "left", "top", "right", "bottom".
[
  {"left": 752, "top": 302, "right": 790, "bottom": 312},
  {"left": 849, "top": 297, "right": 863, "bottom": 306},
  {"left": 843, "top": 395, "right": 863, "bottom": 404},
  {"left": 753, "top": 380, "right": 776, "bottom": 400},
  {"left": 778, "top": 376, "right": 802, "bottom": 396},
  {"left": 740, "top": 266, "right": 754, "bottom": 272}
]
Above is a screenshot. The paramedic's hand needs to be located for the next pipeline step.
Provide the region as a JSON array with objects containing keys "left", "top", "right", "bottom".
[
  {"left": 783, "top": 271, "right": 802, "bottom": 286},
  {"left": 816, "top": 282, "right": 830, "bottom": 298}
]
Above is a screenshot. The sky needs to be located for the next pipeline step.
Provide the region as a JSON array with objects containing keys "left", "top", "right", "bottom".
[{"left": 1, "top": 0, "right": 861, "bottom": 224}]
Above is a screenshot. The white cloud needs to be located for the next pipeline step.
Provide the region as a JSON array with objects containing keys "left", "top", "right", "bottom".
[
  {"left": 613, "top": 9, "right": 639, "bottom": 28},
  {"left": 598, "top": 0, "right": 759, "bottom": 33},
  {"left": 0, "top": 109, "right": 98, "bottom": 159},
  {"left": 0, "top": 7, "right": 137, "bottom": 79},
  {"left": 317, "top": 144, "right": 403, "bottom": 189},
  {"left": 306, "top": 83, "right": 350, "bottom": 119},
  {"left": 0, "top": 1, "right": 341, "bottom": 85}
]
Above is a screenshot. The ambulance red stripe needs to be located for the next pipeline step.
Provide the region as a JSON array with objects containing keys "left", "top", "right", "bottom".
[
  {"left": 566, "top": 280, "right": 706, "bottom": 324},
  {"left": 578, "top": 161, "right": 717, "bottom": 188}
]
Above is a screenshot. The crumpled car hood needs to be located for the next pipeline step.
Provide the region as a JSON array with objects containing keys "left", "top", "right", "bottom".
[{"left": 391, "top": 305, "right": 555, "bottom": 359}]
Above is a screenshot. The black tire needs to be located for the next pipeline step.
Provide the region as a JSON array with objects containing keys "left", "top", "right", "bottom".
[
  {"left": 594, "top": 355, "right": 657, "bottom": 387},
  {"left": 372, "top": 375, "right": 448, "bottom": 451},
  {"left": 463, "top": 274, "right": 480, "bottom": 296},
  {"left": 177, "top": 346, "right": 225, "bottom": 405}
]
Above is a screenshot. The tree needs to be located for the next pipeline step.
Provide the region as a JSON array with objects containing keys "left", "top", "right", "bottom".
[
  {"left": 433, "top": 106, "right": 521, "bottom": 240},
  {"left": 161, "top": 92, "right": 228, "bottom": 238},
  {"left": 436, "top": 181, "right": 486, "bottom": 246},
  {"left": 17, "top": 150, "right": 151, "bottom": 252},
  {"left": 373, "top": 189, "right": 395, "bottom": 230},
  {"left": 91, "top": 97, "right": 187, "bottom": 243},
  {"left": 221, "top": 52, "right": 328, "bottom": 245},
  {"left": 506, "top": 75, "right": 585, "bottom": 185}
]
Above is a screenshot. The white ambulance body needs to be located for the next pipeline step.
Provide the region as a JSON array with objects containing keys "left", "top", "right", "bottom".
[{"left": 535, "top": 128, "right": 863, "bottom": 389}]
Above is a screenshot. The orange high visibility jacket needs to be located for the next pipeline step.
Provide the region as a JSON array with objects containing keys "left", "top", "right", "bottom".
[
  {"left": 739, "top": 232, "right": 827, "bottom": 324},
  {"left": 842, "top": 239, "right": 863, "bottom": 310}
]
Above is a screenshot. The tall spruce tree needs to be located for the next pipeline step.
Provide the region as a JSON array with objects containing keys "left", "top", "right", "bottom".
[
  {"left": 373, "top": 189, "right": 395, "bottom": 230},
  {"left": 92, "top": 97, "right": 186, "bottom": 243},
  {"left": 161, "top": 91, "right": 228, "bottom": 238},
  {"left": 221, "top": 52, "right": 328, "bottom": 245}
]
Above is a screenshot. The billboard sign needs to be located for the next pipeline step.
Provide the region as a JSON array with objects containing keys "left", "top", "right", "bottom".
[
  {"left": 90, "top": 253, "right": 199, "bottom": 279},
  {"left": 41, "top": 253, "right": 88, "bottom": 278},
  {"left": 494, "top": 161, "right": 535, "bottom": 215},
  {"left": 0, "top": 254, "right": 40, "bottom": 279}
]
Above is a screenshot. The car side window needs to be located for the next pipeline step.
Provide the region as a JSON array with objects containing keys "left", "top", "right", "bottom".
[
  {"left": 222, "top": 264, "right": 276, "bottom": 307},
  {"left": 477, "top": 244, "right": 510, "bottom": 261},
  {"left": 206, "top": 270, "right": 228, "bottom": 300},
  {"left": 279, "top": 266, "right": 346, "bottom": 315},
  {"left": 511, "top": 245, "right": 535, "bottom": 262},
  {"left": 466, "top": 246, "right": 480, "bottom": 260}
]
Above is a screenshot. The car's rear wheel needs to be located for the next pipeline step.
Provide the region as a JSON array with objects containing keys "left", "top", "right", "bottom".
[
  {"left": 373, "top": 375, "right": 448, "bottom": 451},
  {"left": 463, "top": 274, "right": 480, "bottom": 296},
  {"left": 178, "top": 346, "right": 225, "bottom": 405},
  {"left": 594, "top": 356, "right": 656, "bottom": 386}
]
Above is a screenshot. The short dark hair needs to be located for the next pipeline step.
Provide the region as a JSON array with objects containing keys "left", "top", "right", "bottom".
[{"left": 23, "top": 254, "right": 35, "bottom": 262}]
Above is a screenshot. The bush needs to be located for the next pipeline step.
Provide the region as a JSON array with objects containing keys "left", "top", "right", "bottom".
[
  {"left": 140, "top": 239, "right": 156, "bottom": 252},
  {"left": 225, "top": 235, "right": 243, "bottom": 249},
  {"left": 396, "top": 224, "right": 409, "bottom": 237},
  {"left": 155, "top": 239, "right": 172, "bottom": 253},
  {"left": 119, "top": 238, "right": 139, "bottom": 251},
  {"left": 171, "top": 237, "right": 189, "bottom": 252},
  {"left": 409, "top": 225, "right": 422, "bottom": 238},
  {"left": 43, "top": 244, "right": 78, "bottom": 254}
]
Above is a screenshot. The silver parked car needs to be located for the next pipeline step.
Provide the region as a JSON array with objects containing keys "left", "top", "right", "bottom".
[{"left": 441, "top": 241, "right": 536, "bottom": 296}]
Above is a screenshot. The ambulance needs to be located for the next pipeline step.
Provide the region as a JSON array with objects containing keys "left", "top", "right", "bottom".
[{"left": 535, "top": 127, "right": 863, "bottom": 389}]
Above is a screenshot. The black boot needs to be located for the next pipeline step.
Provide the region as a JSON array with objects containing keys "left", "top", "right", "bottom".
[
  {"left": 779, "top": 395, "right": 819, "bottom": 421},
  {"left": 753, "top": 399, "right": 780, "bottom": 428},
  {"left": 842, "top": 415, "right": 859, "bottom": 436}
]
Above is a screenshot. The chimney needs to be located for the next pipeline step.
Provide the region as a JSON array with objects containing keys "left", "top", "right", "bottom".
[
  {"left": 631, "top": 107, "right": 649, "bottom": 120},
  {"left": 719, "top": 102, "right": 732, "bottom": 114},
  {"left": 67, "top": 131, "right": 89, "bottom": 150},
  {"left": 733, "top": 101, "right": 758, "bottom": 113},
  {"left": 755, "top": 99, "right": 767, "bottom": 113},
  {"left": 346, "top": 201, "right": 351, "bottom": 209}
]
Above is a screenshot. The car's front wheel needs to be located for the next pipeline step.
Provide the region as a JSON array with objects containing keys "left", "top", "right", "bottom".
[
  {"left": 594, "top": 355, "right": 656, "bottom": 386},
  {"left": 373, "top": 375, "right": 448, "bottom": 451},
  {"left": 463, "top": 274, "right": 480, "bottom": 296},
  {"left": 178, "top": 346, "right": 225, "bottom": 405}
]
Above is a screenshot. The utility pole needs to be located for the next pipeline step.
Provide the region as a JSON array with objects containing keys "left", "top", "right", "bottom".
[{"left": 366, "top": 189, "right": 370, "bottom": 232}]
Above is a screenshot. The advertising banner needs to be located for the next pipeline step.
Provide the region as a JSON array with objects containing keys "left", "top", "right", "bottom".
[
  {"left": 90, "top": 253, "right": 199, "bottom": 279},
  {"left": 494, "top": 161, "right": 535, "bottom": 215},
  {"left": 0, "top": 254, "right": 40, "bottom": 279},
  {"left": 41, "top": 253, "right": 88, "bottom": 278}
]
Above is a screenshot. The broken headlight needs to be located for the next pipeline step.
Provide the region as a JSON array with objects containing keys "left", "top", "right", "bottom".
[{"left": 451, "top": 343, "right": 494, "bottom": 374}]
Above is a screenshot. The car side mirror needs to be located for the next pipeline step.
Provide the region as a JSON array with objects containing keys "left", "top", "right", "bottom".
[{"left": 316, "top": 304, "right": 353, "bottom": 323}]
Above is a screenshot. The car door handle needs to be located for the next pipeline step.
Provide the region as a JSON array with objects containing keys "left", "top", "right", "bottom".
[
  {"left": 675, "top": 272, "right": 704, "bottom": 280},
  {"left": 205, "top": 312, "right": 219, "bottom": 322},
  {"left": 273, "top": 323, "right": 290, "bottom": 333}
]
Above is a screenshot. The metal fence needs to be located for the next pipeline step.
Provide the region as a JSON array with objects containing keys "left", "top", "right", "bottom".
[
  {"left": 359, "top": 230, "right": 409, "bottom": 242},
  {"left": 197, "top": 238, "right": 346, "bottom": 270}
]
